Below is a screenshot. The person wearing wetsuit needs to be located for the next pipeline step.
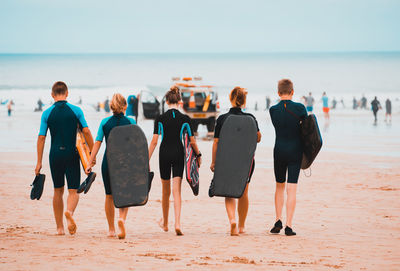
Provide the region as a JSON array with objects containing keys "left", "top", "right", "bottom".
[
  {"left": 210, "top": 87, "right": 261, "bottom": 236},
  {"left": 35, "top": 81, "right": 94, "bottom": 235},
  {"left": 371, "top": 96, "right": 381, "bottom": 124},
  {"left": 148, "top": 86, "right": 201, "bottom": 236},
  {"left": 269, "top": 79, "right": 307, "bottom": 236},
  {"left": 85, "top": 94, "right": 136, "bottom": 239}
]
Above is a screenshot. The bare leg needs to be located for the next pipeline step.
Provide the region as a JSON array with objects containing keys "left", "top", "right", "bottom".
[
  {"left": 274, "top": 182, "right": 285, "bottom": 222},
  {"left": 105, "top": 195, "right": 115, "bottom": 237},
  {"left": 172, "top": 177, "right": 183, "bottom": 235},
  {"left": 225, "top": 198, "right": 238, "bottom": 236},
  {"left": 286, "top": 183, "right": 297, "bottom": 228},
  {"left": 64, "top": 189, "right": 79, "bottom": 235},
  {"left": 53, "top": 187, "right": 65, "bottom": 235},
  {"left": 238, "top": 183, "right": 249, "bottom": 233},
  {"left": 117, "top": 208, "right": 129, "bottom": 239},
  {"left": 159, "top": 179, "right": 170, "bottom": 232}
]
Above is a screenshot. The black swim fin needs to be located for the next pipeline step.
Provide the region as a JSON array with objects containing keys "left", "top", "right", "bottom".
[
  {"left": 148, "top": 171, "right": 154, "bottom": 193},
  {"left": 208, "top": 179, "right": 215, "bottom": 198},
  {"left": 77, "top": 172, "right": 96, "bottom": 194},
  {"left": 30, "top": 174, "right": 45, "bottom": 200}
]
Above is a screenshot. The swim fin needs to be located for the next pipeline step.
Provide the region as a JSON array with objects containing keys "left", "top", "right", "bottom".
[
  {"left": 30, "top": 174, "right": 45, "bottom": 200},
  {"left": 77, "top": 172, "right": 96, "bottom": 194},
  {"left": 208, "top": 179, "right": 215, "bottom": 197}
]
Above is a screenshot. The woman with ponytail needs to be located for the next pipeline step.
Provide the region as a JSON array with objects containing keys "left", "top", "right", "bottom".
[
  {"left": 148, "top": 86, "right": 202, "bottom": 236},
  {"left": 210, "top": 87, "right": 261, "bottom": 236}
]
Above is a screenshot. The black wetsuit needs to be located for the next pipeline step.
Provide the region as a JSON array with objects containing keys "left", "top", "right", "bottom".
[
  {"left": 154, "top": 109, "right": 194, "bottom": 180},
  {"left": 269, "top": 100, "right": 307, "bottom": 184},
  {"left": 39, "top": 101, "right": 88, "bottom": 189},
  {"left": 96, "top": 113, "right": 136, "bottom": 195},
  {"left": 371, "top": 99, "right": 381, "bottom": 122},
  {"left": 214, "top": 107, "right": 260, "bottom": 182}
]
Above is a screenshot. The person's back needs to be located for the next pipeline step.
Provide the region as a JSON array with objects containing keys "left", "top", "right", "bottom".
[
  {"left": 270, "top": 100, "right": 307, "bottom": 161},
  {"left": 322, "top": 95, "right": 329, "bottom": 108},
  {"left": 371, "top": 98, "right": 380, "bottom": 111},
  {"left": 386, "top": 99, "right": 391, "bottom": 112},
  {"left": 155, "top": 109, "right": 192, "bottom": 157},
  {"left": 305, "top": 93, "right": 314, "bottom": 112},
  {"left": 269, "top": 79, "right": 307, "bottom": 236}
]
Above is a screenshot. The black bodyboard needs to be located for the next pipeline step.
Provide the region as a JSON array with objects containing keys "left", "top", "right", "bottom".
[
  {"left": 209, "top": 115, "right": 257, "bottom": 198},
  {"left": 300, "top": 114, "right": 322, "bottom": 169},
  {"left": 107, "top": 125, "right": 150, "bottom": 208}
]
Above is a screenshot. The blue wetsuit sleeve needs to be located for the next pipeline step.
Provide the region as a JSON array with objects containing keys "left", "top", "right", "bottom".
[
  {"left": 128, "top": 117, "right": 136, "bottom": 125},
  {"left": 38, "top": 110, "right": 49, "bottom": 136},
  {"left": 95, "top": 118, "right": 108, "bottom": 142},
  {"left": 67, "top": 103, "right": 88, "bottom": 128}
]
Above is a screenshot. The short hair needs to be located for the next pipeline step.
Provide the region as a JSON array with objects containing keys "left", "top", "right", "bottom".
[
  {"left": 52, "top": 81, "right": 68, "bottom": 95},
  {"left": 110, "top": 93, "right": 127, "bottom": 114},
  {"left": 277, "top": 79, "right": 293, "bottom": 95},
  {"left": 230, "top": 87, "right": 247, "bottom": 107},
  {"left": 166, "top": 85, "right": 181, "bottom": 104}
]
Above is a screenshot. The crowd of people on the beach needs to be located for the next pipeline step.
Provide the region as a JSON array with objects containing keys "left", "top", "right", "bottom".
[{"left": 33, "top": 79, "right": 309, "bottom": 239}]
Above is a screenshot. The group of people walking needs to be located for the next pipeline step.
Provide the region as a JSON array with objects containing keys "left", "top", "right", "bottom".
[{"left": 35, "top": 79, "right": 308, "bottom": 239}]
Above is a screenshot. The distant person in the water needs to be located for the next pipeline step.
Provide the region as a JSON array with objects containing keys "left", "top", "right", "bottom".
[
  {"left": 77, "top": 96, "right": 82, "bottom": 105},
  {"left": 321, "top": 92, "right": 330, "bottom": 120},
  {"left": 371, "top": 97, "right": 381, "bottom": 124},
  {"left": 361, "top": 95, "right": 367, "bottom": 109},
  {"left": 126, "top": 94, "right": 139, "bottom": 122},
  {"left": 104, "top": 97, "right": 110, "bottom": 113},
  {"left": 95, "top": 102, "right": 100, "bottom": 112},
  {"left": 331, "top": 97, "right": 337, "bottom": 109},
  {"left": 266, "top": 96, "right": 271, "bottom": 110},
  {"left": 352, "top": 97, "right": 358, "bottom": 110},
  {"left": 255, "top": 101, "right": 258, "bottom": 111},
  {"left": 7, "top": 100, "right": 14, "bottom": 116},
  {"left": 306, "top": 92, "right": 314, "bottom": 113},
  {"left": 340, "top": 98, "right": 345, "bottom": 108},
  {"left": 385, "top": 98, "right": 392, "bottom": 123},
  {"left": 36, "top": 98, "right": 44, "bottom": 112}
]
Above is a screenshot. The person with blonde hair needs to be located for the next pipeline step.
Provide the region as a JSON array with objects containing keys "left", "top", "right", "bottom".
[
  {"left": 148, "top": 86, "right": 202, "bottom": 236},
  {"left": 210, "top": 87, "right": 261, "bottom": 236},
  {"left": 85, "top": 93, "right": 136, "bottom": 239}
]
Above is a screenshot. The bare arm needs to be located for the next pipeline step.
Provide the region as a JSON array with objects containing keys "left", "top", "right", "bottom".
[
  {"left": 210, "top": 138, "right": 218, "bottom": 172},
  {"left": 85, "top": 141, "right": 102, "bottom": 174},
  {"left": 35, "top": 136, "right": 46, "bottom": 175},
  {"left": 82, "top": 127, "right": 94, "bottom": 151},
  {"left": 148, "top": 134, "right": 159, "bottom": 160}
]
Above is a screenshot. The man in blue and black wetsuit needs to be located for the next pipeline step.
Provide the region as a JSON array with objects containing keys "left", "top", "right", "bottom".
[
  {"left": 269, "top": 79, "right": 307, "bottom": 236},
  {"left": 35, "top": 81, "right": 94, "bottom": 236}
]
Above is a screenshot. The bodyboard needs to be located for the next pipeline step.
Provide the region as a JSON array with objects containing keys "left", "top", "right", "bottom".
[
  {"left": 182, "top": 128, "right": 199, "bottom": 196},
  {"left": 76, "top": 129, "right": 91, "bottom": 171},
  {"left": 300, "top": 114, "right": 323, "bottom": 169},
  {"left": 106, "top": 125, "right": 150, "bottom": 208},
  {"left": 209, "top": 115, "right": 257, "bottom": 198}
]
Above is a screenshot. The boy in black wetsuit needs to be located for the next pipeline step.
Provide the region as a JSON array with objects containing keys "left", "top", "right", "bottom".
[
  {"left": 35, "top": 81, "right": 94, "bottom": 235},
  {"left": 269, "top": 79, "right": 307, "bottom": 236}
]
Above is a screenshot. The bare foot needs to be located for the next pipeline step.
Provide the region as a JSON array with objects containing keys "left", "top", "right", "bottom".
[
  {"left": 108, "top": 230, "right": 116, "bottom": 237},
  {"left": 175, "top": 228, "right": 184, "bottom": 236},
  {"left": 117, "top": 219, "right": 126, "bottom": 239},
  {"left": 158, "top": 219, "right": 168, "bottom": 232},
  {"left": 56, "top": 228, "right": 65, "bottom": 235},
  {"left": 239, "top": 227, "right": 246, "bottom": 234},
  {"left": 64, "top": 211, "right": 76, "bottom": 235},
  {"left": 230, "top": 223, "right": 239, "bottom": 236}
]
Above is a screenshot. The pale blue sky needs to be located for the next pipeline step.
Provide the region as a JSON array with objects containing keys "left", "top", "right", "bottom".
[{"left": 0, "top": 0, "right": 399, "bottom": 53}]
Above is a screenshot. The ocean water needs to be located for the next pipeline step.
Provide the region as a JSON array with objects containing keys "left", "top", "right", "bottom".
[
  {"left": 0, "top": 52, "right": 400, "bottom": 110},
  {"left": 0, "top": 52, "right": 399, "bottom": 157}
]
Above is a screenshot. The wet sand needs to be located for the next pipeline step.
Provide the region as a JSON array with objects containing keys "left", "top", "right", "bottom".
[{"left": 1, "top": 142, "right": 399, "bottom": 270}]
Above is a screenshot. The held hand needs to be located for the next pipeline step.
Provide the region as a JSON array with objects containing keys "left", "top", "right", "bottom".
[
  {"left": 210, "top": 163, "right": 215, "bottom": 172},
  {"left": 91, "top": 157, "right": 96, "bottom": 166},
  {"left": 196, "top": 156, "right": 202, "bottom": 168},
  {"left": 35, "top": 163, "right": 42, "bottom": 176},
  {"left": 85, "top": 166, "right": 92, "bottom": 175}
]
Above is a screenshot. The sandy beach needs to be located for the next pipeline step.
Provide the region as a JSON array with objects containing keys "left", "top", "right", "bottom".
[{"left": 1, "top": 109, "right": 399, "bottom": 270}]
